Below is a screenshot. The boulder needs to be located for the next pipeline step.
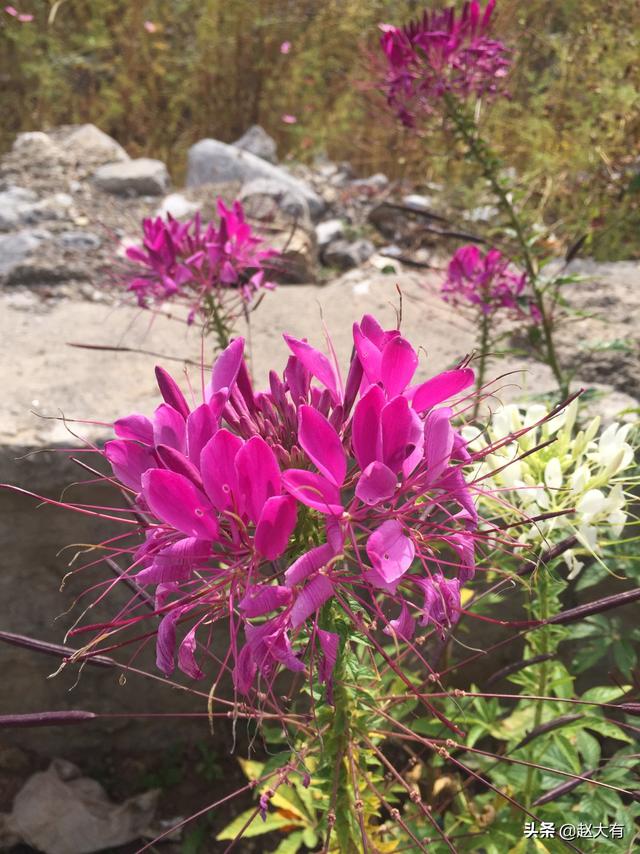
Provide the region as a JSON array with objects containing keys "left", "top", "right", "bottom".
[
  {"left": 64, "top": 124, "right": 129, "bottom": 165},
  {"left": 322, "top": 238, "right": 374, "bottom": 270},
  {"left": 92, "top": 158, "right": 170, "bottom": 196},
  {"left": 186, "top": 138, "right": 324, "bottom": 221},
  {"left": 233, "top": 124, "right": 278, "bottom": 164},
  {"left": 239, "top": 177, "right": 310, "bottom": 222}
]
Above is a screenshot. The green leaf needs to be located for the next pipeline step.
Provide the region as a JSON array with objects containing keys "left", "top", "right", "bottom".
[
  {"left": 216, "top": 809, "right": 303, "bottom": 841},
  {"left": 583, "top": 717, "right": 633, "bottom": 744},
  {"left": 272, "top": 831, "right": 305, "bottom": 854},
  {"left": 581, "top": 686, "right": 630, "bottom": 704},
  {"left": 576, "top": 729, "right": 601, "bottom": 768}
]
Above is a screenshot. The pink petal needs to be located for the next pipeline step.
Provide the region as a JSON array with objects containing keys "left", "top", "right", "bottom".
[
  {"left": 234, "top": 643, "right": 257, "bottom": 694},
  {"left": 353, "top": 322, "right": 383, "bottom": 383},
  {"left": 351, "top": 384, "right": 384, "bottom": 469},
  {"left": 156, "top": 444, "right": 204, "bottom": 487},
  {"left": 155, "top": 366, "right": 190, "bottom": 419},
  {"left": 285, "top": 543, "right": 336, "bottom": 586},
  {"left": 136, "top": 538, "right": 210, "bottom": 585},
  {"left": 355, "top": 461, "right": 397, "bottom": 506},
  {"left": 290, "top": 575, "right": 334, "bottom": 628},
  {"left": 425, "top": 407, "right": 454, "bottom": 483},
  {"left": 366, "top": 520, "right": 415, "bottom": 583},
  {"left": 283, "top": 335, "right": 339, "bottom": 401},
  {"left": 156, "top": 611, "right": 179, "bottom": 675},
  {"left": 153, "top": 403, "right": 186, "bottom": 452},
  {"left": 236, "top": 436, "right": 281, "bottom": 523},
  {"left": 208, "top": 337, "right": 245, "bottom": 399},
  {"left": 178, "top": 626, "right": 204, "bottom": 679},
  {"left": 200, "top": 429, "right": 243, "bottom": 512},
  {"left": 383, "top": 602, "right": 415, "bottom": 640},
  {"left": 380, "top": 396, "right": 423, "bottom": 473},
  {"left": 380, "top": 336, "right": 418, "bottom": 396},
  {"left": 105, "top": 439, "right": 155, "bottom": 492},
  {"left": 186, "top": 404, "right": 217, "bottom": 464},
  {"left": 113, "top": 413, "right": 154, "bottom": 445},
  {"left": 255, "top": 495, "right": 297, "bottom": 559},
  {"left": 282, "top": 469, "right": 343, "bottom": 515},
  {"left": 298, "top": 405, "right": 346, "bottom": 487},
  {"left": 142, "top": 469, "right": 219, "bottom": 539},
  {"left": 412, "top": 369, "right": 474, "bottom": 412},
  {"left": 359, "top": 314, "right": 387, "bottom": 347},
  {"left": 317, "top": 629, "right": 339, "bottom": 688},
  {"left": 239, "top": 584, "right": 292, "bottom": 617}
]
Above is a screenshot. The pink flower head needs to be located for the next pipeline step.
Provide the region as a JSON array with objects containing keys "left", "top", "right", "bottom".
[
  {"left": 60, "top": 315, "right": 531, "bottom": 700},
  {"left": 442, "top": 244, "right": 532, "bottom": 318},
  {"left": 379, "top": 1, "right": 510, "bottom": 125},
  {"left": 124, "top": 199, "right": 278, "bottom": 322},
  {"left": 281, "top": 114, "right": 297, "bottom": 124},
  {"left": 143, "top": 20, "right": 157, "bottom": 33},
  {"left": 280, "top": 40, "right": 291, "bottom": 54}
]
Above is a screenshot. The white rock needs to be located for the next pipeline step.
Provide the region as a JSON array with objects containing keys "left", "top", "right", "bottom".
[
  {"left": 156, "top": 193, "right": 200, "bottom": 219},
  {"left": 315, "top": 219, "right": 344, "bottom": 247}
]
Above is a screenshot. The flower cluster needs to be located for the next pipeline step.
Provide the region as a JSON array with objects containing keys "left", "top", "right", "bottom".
[
  {"left": 379, "top": 1, "right": 510, "bottom": 126},
  {"left": 464, "top": 400, "right": 635, "bottom": 578},
  {"left": 75, "top": 316, "right": 507, "bottom": 697},
  {"left": 125, "top": 199, "right": 278, "bottom": 323},
  {"left": 442, "top": 244, "right": 536, "bottom": 319}
]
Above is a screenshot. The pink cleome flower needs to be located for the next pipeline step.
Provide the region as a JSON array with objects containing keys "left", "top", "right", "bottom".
[
  {"left": 442, "top": 244, "right": 537, "bottom": 319},
  {"left": 379, "top": 0, "right": 510, "bottom": 126},
  {"left": 59, "top": 316, "right": 520, "bottom": 697},
  {"left": 125, "top": 199, "right": 278, "bottom": 322}
]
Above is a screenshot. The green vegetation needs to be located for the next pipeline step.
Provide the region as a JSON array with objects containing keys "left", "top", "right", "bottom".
[{"left": 2, "top": 0, "right": 639, "bottom": 258}]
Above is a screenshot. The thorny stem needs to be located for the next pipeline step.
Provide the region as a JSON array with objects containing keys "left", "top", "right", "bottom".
[
  {"left": 444, "top": 94, "right": 567, "bottom": 397},
  {"left": 204, "top": 292, "right": 232, "bottom": 350}
]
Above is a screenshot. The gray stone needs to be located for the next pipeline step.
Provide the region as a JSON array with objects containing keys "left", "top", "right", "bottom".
[
  {"left": 11, "top": 132, "right": 63, "bottom": 164},
  {"left": 233, "top": 124, "right": 278, "bottom": 164},
  {"left": 0, "top": 187, "right": 39, "bottom": 231},
  {"left": 64, "top": 123, "right": 129, "bottom": 165},
  {"left": 239, "top": 178, "right": 310, "bottom": 222},
  {"left": 92, "top": 158, "right": 170, "bottom": 196},
  {"left": 323, "top": 238, "right": 374, "bottom": 270},
  {"left": 59, "top": 230, "right": 102, "bottom": 251},
  {"left": 315, "top": 218, "right": 344, "bottom": 247},
  {"left": 0, "top": 230, "right": 45, "bottom": 276},
  {"left": 351, "top": 172, "right": 389, "bottom": 192},
  {"left": 186, "top": 138, "right": 324, "bottom": 221}
]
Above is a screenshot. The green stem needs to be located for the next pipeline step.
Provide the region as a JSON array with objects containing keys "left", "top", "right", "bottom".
[
  {"left": 473, "top": 309, "right": 491, "bottom": 419},
  {"left": 444, "top": 96, "right": 567, "bottom": 398},
  {"left": 205, "top": 294, "right": 231, "bottom": 351},
  {"left": 524, "top": 575, "right": 550, "bottom": 809}
]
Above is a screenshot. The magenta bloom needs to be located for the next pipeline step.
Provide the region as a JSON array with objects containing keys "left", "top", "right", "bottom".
[
  {"left": 62, "top": 316, "right": 508, "bottom": 699},
  {"left": 442, "top": 244, "right": 535, "bottom": 318},
  {"left": 379, "top": 1, "right": 510, "bottom": 126},
  {"left": 125, "top": 199, "right": 278, "bottom": 323}
]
